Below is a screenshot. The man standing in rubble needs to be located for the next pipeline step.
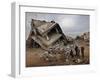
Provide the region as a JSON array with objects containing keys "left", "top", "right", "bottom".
[
  {"left": 81, "top": 46, "right": 85, "bottom": 58},
  {"left": 75, "top": 45, "right": 80, "bottom": 58}
]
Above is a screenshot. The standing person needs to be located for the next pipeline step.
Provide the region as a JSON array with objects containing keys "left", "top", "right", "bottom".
[
  {"left": 81, "top": 46, "right": 85, "bottom": 58},
  {"left": 70, "top": 50, "right": 74, "bottom": 58},
  {"left": 75, "top": 46, "right": 80, "bottom": 58}
]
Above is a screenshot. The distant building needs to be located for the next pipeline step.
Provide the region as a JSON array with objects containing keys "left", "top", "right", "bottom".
[
  {"left": 82, "top": 32, "right": 89, "bottom": 42},
  {"left": 83, "top": 32, "right": 90, "bottom": 41}
]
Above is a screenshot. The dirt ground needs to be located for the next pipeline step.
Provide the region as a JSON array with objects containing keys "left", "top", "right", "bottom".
[{"left": 26, "top": 39, "right": 89, "bottom": 67}]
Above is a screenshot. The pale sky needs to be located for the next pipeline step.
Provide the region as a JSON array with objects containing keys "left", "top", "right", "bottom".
[{"left": 25, "top": 12, "right": 89, "bottom": 39}]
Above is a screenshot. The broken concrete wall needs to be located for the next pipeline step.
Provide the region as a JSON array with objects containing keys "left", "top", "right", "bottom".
[{"left": 26, "top": 19, "right": 68, "bottom": 50}]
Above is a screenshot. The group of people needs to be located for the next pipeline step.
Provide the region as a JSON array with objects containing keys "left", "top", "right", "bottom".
[{"left": 70, "top": 45, "right": 85, "bottom": 59}]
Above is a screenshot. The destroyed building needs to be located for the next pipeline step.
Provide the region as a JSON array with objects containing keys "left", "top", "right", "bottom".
[{"left": 26, "top": 19, "right": 68, "bottom": 50}]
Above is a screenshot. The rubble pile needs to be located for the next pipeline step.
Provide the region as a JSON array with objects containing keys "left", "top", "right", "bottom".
[{"left": 39, "top": 42, "right": 84, "bottom": 64}]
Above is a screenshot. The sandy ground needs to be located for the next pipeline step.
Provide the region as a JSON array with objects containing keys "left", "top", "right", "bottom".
[{"left": 26, "top": 40, "right": 89, "bottom": 67}]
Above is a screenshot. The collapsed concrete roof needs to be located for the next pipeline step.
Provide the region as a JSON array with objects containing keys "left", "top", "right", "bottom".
[{"left": 27, "top": 19, "right": 67, "bottom": 50}]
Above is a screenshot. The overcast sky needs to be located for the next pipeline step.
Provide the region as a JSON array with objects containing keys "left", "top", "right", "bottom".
[{"left": 25, "top": 12, "right": 89, "bottom": 39}]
